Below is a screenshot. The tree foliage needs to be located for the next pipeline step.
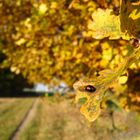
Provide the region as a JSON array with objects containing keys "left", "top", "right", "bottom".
[
  {"left": 73, "top": 0, "right": 140, "bottom": 122},
  {"left": 0, "top": 0, "right": 140, "bottom": 121},
  {"left": 0, "top": 0, "right": 125, "bottom": 86}
]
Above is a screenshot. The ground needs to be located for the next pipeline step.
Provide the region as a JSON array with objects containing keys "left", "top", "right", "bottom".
[{"left": 0, "top": 96, "right": 140, "bottom": 140}]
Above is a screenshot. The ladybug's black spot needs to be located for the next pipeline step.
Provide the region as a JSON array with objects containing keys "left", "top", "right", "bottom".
[{"left": 85, "top": 85, "right": 96, "bottom": 93}]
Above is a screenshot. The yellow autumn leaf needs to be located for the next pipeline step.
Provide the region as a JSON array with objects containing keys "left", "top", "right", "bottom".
[
  {"left": 50, "top": 2, "right": 58, "bottom": 9},
  {"left": 88, "top": 9, "right": 121, "bottom": 39},
  {"left": 15, "top": 38, "right": 26, "bottom": 45},
  {"left": 80, "top": 97, "right": 101, "bottom": 122},
  {"left": 74, "top": 79, "right": 103, "bottom": 122},
  {"left": 118, "top": 75, "right": 128, "bottom": 84},
  {"left": 38, "top": 3, "right": 48, "bottom": 15},
  {"left": 120, "top": 0, "right": 140, "bottom": 38},
  {"left": 88, "top": 8, "right": 132, "bottom": 40}
]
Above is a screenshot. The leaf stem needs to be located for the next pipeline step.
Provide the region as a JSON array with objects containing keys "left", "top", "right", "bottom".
[{"left": 116, "top": 46, "right": 140, "bottom": 75}]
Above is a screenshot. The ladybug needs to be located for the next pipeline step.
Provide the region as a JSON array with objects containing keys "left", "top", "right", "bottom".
[
  {"left": 84, "top": 85, "right": 96, "bottom": 93},
  {"left": 130, "top": 38, "right": 140, "bottom": 48}
]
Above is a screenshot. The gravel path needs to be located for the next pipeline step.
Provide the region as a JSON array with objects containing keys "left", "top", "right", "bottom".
[{"left": 9, "top": 98, "right": 39, "bottom": 140}]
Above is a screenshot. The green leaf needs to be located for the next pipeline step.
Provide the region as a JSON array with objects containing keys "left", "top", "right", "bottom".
[
  {"left": 106, "top": 100, "right": 120, "bottom": 111},
  {"left": 78, "top": 97, "right": 87, "bottom": 105}
]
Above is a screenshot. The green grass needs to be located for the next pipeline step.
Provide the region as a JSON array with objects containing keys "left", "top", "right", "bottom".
[
  {"left": 0, "top": 98, "right": 34, "bottom": 140},
  {"left": 19, "top": 99, "right": 67, "bottom": 140},
  {"left": 19, "top": 97, "right": 140, "bottom": 140},
  {"left": 19, "top": 102, "right": 43, "bottom": 140},
  {"left": 1, "top": 97, "right": 140, "bottom": 140}
]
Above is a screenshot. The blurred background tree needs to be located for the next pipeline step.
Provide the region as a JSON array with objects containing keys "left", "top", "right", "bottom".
[{"left": 0, "top": 0, "right": 139, "bottom": 111}]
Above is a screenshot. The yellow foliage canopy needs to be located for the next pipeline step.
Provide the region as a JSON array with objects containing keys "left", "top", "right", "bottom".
[{"left": 120, "top": 0, "right": 140, "bottom": 38}]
